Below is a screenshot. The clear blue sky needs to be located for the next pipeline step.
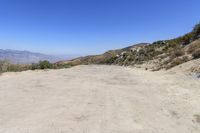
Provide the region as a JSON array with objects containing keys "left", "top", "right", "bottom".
[{"left": 0, "top": 0, "right": 200, "bottom": 55}]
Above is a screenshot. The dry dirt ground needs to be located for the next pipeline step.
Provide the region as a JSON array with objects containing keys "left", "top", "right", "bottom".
[{"left": 0, "top": 65, "right": 200, "bottom": 133}]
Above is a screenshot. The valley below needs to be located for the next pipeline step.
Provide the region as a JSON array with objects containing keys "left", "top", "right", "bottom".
[{"left": 0, "top": 65, "right": 200, "bottom": 133}]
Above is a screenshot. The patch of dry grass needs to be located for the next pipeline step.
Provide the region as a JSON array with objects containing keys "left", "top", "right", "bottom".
[{"left": 194, "top": 114, "right": 200, "bottom": 124}]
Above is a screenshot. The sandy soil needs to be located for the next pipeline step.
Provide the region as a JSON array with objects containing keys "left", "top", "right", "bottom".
[{"left": 0, "top": 65, "right": 200, "bottom": 133}]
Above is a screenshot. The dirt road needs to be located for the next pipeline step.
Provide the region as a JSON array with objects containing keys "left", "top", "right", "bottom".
[{"left": 0, "top": 65, "right": 200, "bottom": 133}]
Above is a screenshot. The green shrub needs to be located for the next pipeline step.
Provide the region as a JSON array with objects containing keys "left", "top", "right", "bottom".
[
  {"left": 181, "top": 33, "right": 193, "bottom": 45},
  {"left": 182, "top": 56, "right": 189, "bottom": 62},
  {"left": 7, "top": 64, "right": 21, "bottom": 72},
  {"left": 0, "top": 60, "right": 71, "bottom": 74},
  {"left": 31, "top": 63, "right": 39, "bottom": 70},
  {"left": 38, "top": 60, "right": 53, "bottom": 69},
  {"left": 172, "top": 49, "right": 185, "bottom": 57},
  {"left": 193, "top": 23, "right": 200, "bottom": 40},
  {"left": 168, "top": 58, "right": 183, "bottom": 69},
  {"left": 166, "top": 56, "right": 189, "bottom": 69},
  {"left": 187, "top": 41, "right": 200, "bottom": 54},
  {"left": 0, "top": 60, "right": 10, "bottom": 72},
  {"left": 192, "top": 49, "right": 200, "bottom": 59},
  {"left": 30, "top": 61, "right": 53, "bottom": 70},
  {"left": 0, "top": 60, "right": 29, "bottom": 72},
  {"left": 52, "top": 63, "right": 71, "bottom": 69}
]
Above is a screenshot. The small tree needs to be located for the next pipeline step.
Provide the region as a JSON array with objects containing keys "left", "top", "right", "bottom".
[
  {"left": 38, "top": 60, "right": 53, "bottom": 69},
  {"left": 193, "top": 23, "right": 200, "bottom": 40},
  {"left": 0, "top": 60, "right": 10, "bottom": 72}
]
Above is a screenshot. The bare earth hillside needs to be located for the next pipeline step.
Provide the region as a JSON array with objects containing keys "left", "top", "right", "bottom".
[
  {"left": 0, "top": 65, "right": 200, "bottom": 133},
  {"left": 60, "top": 24, "right": 200, "bottom": 71}
]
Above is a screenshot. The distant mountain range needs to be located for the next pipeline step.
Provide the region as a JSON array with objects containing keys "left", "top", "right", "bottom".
[{"left": 0, "top": 49, "right": 61, "bottom": 64}]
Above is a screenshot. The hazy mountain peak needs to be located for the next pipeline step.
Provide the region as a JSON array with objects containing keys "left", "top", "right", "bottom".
[{"left": 0, "top": 49, "right": 61, "bottom": 64}]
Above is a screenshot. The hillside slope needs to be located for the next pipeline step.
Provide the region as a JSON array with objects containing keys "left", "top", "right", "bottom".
[{"left": 61, "top": 24, "right": 200, "bottom": 71}]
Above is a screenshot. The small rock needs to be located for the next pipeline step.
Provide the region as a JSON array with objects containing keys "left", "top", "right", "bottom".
[{"left": 192, "top": 72, "right": 200, "bottom": 78}]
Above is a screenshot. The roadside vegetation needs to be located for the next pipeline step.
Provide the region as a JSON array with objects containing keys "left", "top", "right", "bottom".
[
  {"left": 0, "top": 60, "right": 71, "bottom": 74},
  {"left": 96, "top": 23, "right": 200, "bottom": 70}
]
